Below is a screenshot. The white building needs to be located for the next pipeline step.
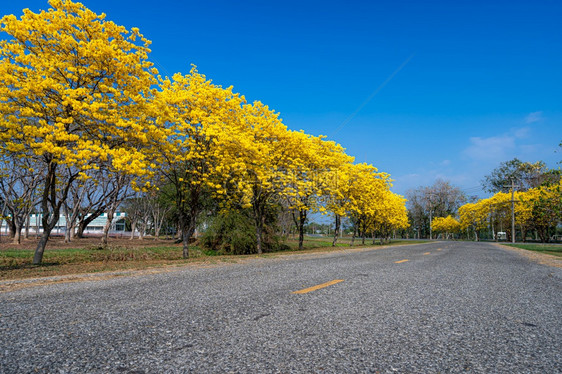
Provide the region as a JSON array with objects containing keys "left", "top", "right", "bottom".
[{"left": 0, "top": 212, "right": 127, "bottom": 235}]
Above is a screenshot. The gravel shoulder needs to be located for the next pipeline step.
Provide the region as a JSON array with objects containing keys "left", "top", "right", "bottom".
[{"left": 495, "top": 243, "right": 562, "bottom": 268}]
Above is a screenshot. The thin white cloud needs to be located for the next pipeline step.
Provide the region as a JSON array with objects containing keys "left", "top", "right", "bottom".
[
  {"left": 463, "top": 135, "right": 515, "bottom": 162},
  {"left": 514, "top": 126, "right": 530, "bottom": 139},
  {"left": 525, "top": 111, "right": 543, "bottom": 124}
]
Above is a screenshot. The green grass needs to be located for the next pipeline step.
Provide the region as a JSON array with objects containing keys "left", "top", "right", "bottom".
[
  {"left": 504, "top": 244, "right": 562, "bottom": 258},
  {"left": 0, "top": 245, "right": 193, "bottom": 270}
]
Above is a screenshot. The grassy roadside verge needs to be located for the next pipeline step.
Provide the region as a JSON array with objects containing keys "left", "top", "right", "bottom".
[
  {"left": 503, "top": 243, "right": 562, "bottom": 258},
  {"left": 1, "top": 238, "right": 425, "bottom": 281}
]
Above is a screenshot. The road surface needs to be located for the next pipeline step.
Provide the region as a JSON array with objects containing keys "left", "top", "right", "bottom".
[{"left": 1, "top": 242, "right": 561, "bottom": 373}]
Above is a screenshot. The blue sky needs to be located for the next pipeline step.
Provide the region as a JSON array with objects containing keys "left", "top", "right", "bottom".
[{"left": 2, "top": 0, "right": 561, "bottom": 198}]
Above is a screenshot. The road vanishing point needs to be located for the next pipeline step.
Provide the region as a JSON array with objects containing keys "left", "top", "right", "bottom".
[{"left": 1, "top": 242, "right": 561, "bottom": 373}]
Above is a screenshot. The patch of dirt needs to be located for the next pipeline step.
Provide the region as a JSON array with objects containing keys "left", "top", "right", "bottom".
[
  {"left": 0, "top": 258, "right": 245, "bottom": 293},
  {"left": 0, "top": 235, "right": 179, "bottom": 251},
  {"left": 496, "top": 243, "right": 562, "bottom": 268}
]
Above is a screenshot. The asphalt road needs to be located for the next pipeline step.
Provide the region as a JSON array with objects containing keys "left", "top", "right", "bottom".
[{"left": 1, "top": 242, "right": 561, "bottom": 373}]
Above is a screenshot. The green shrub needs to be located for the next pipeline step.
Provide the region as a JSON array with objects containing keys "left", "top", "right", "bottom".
[{"left": 201, "top": 207, "right": 286, "bottom": 254}]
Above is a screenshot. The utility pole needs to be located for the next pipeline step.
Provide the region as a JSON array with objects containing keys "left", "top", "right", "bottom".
[
  {"left": 510, "top": 179, "right": 515, "bottom": 243},
  {"left": 503, "top": 178, "right": 519, "bottom": 243}
]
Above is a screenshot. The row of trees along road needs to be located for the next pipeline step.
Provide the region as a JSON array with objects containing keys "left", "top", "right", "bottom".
[
  {"left": 407, "top": 156, "right": 561, "bottom": 242},
  {"left": 0, "top": 0, "right": 409, "bottom": 264},
  {"left": 459, "top": 157, "right": 561, "bottom": 242}
]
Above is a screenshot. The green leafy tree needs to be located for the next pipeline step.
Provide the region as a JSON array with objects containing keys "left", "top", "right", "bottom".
[{"left": 481, "top": 158, "right": 549, "bottom": 193}]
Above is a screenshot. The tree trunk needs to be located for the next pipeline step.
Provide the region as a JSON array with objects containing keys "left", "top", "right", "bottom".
[
  {"left": 35, "top": 213, "right": 40, "bottom": 239},
  {"left": 33, "top": 162, "right": 77, "bottom": 265},
  {"left": 332, "top": 214, "right": 340, "bottom": 247},
  {"left": 182, "top": 230, "right": 190, "bottom": 258},
  {"left": 181, "top": 219, "right": 197, "bottom": 258},
  {"left": 76, "top": 208, "right": 105, "bottom": 238},
  {"left": 130, "top": 221, "right": 136, "bottom": 240},
  {"left": 520, "top": 224, "right": 526, "bottom": 243},
  {"left": 33, "top": 162, "right": 59, "bottom": 265},
  {"left": 255, "top": 223, "right": 263, "bottom": 254},
  {"left": 7, "top": 217, "right": 15, "bottom": 238},
  {"left": 179, "top": 207, "right": 198, "bottom": 258},
  {"left": 252, "top": 192, "right": 267, "bottom": 255},
  {"left": 298, "top": 210, "right": 306, "bottom": 250},
  {"left": 538, "top": 226, "right": 548, "bottom": 243},
  {"left": 350, "top": 227, "right": 356, "bottom": 246},
  {"left": 70, "top": 222, "right": 76, "bottom": 240},
  {"left": 155, "top": 222, "right": 163, "bottom": 240},
  {"left": 12, "top": 221, "right": 21, "bottom": 244},
  {"left": 77, "top": 219, "right": 88, "bottom": 238},
  {"left": 254, "top": 208, "right": 267, "bottom": 254},
  {"left": 33, "top": 229, "right": 52, "bottom": 265},
  {"left": 291, "top": 209, "right": 306, "bottom": 251},
  {"left": 24, "top": 214, "right": 30, "bottom": 239},
  {"left": 64, "top": 208, "right": 72, "bottom": 243},
  {"left": 102, "top": 211, "right": 114, "bottom": 246}
]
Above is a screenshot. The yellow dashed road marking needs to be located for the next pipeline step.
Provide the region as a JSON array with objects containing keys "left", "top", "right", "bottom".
[
  {"left": 423, "top": 252, "right": 431, "bottom": 255},
  {"left": 292, "top": 279, "right": 344, "bottom": 294},
  {"left": 395, "top": 259, "right": 409, "bottom": 264}
]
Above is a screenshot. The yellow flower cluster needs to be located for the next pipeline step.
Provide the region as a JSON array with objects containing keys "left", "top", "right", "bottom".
[{"left": 431, "top": 215, "right": 460, "bottom": 237}]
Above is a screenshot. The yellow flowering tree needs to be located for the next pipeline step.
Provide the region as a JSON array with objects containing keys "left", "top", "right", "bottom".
[
  {"left": 319, "top": 146, "right": 356, "bottom": 246},
  {"left": 232, "top": 101, "right": 293, "bottom": 254},
  {"left": 431, "top": 215, "right": 460, "bottom": 240},
  {"left": 284, "top": 133, "right": 352, "bottom": 249},
  {"left": 457, "top": 185, "right": 558, "bottom": 241},
  {"left": 371, "top": 191, "right": 409, "bottom": 243},
  {"left": 519, "top": 180, "right": 562, "bottom": 242},
  {"left": 459, "top": 202, "right": 489, "bottom": 241},
  {"left": 150, "top": 66, "right": 245, "bottom": 258},
  {"left": 0, "top": 0, "right": 166, "bottom": 264},
  {"left": 344, "top": 163, "right": 392, "bottom": 245}
]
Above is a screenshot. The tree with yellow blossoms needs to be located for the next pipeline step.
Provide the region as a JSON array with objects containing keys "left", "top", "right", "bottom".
[
  {"left": 458, "top": 175, "right": 561, "bottom": 242},
  {"left": 459, "top": 202, "right": 489, "bottom": 241},
  {"left": 519, "top": 180, "right": 561, "bottom": 242},
  {"left": 149, "top": 66, "right": 245, "bottom": 258},
  {"left": 431, "top": 215, "right": 460, "bottom": 240},
  {"left": 319, "top": 146, "right": 356, "bottom": 246},
  {"left": 284, "top": 132, "right": 352, "bottom": 249},
  {"left": 370, "top": 190, "right": 409, "bottom": 244},
  {"left": 0, "top": 0, "right": 166, "bottom": 264},
  {"left": 343, "top": 163, "right": 393, "bottom": 245},
  {"left": 229, "top": 101, "right": 294, "bottom": 254}
]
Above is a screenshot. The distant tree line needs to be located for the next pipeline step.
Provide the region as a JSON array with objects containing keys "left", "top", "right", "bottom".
[{"left": 406, "top": 156, "right": 561, "bottom": 242}]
